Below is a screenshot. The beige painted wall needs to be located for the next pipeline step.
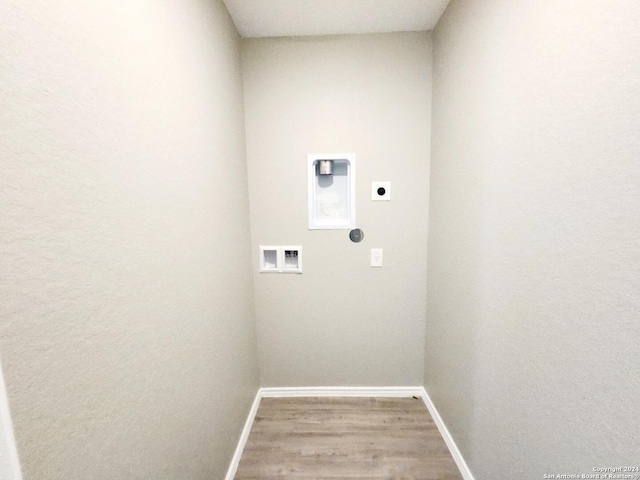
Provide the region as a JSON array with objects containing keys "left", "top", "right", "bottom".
[
  {"left": 242, "top": 32, "right": 432, "bottom": 387},
  {"left": 426, "top": 0, "right": 640, "bottom": 478},
  {"left": 0, "top": 1, "right": 258, "bottom": 478}
]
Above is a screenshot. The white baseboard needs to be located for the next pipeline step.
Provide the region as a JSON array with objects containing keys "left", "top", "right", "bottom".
[
  {"left": 225, "top": 386, "right": 474, "bottom": 480},
  {"left": 419, "top": 387, "right": 475, "bottom": 480},
  {"left": 0, "top": 360, "right": 22, "bottom": 480},
  {"left": 223, "top": 390, "right": 262, "bottom": 480},
  {"left": 260, "top": 386, "right": 425, "bottom": 398}
]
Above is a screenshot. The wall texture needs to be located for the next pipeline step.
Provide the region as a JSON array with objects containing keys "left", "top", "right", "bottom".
[
  {"left": 0, "top": 1, "right": 258, "bottom": 479},
  {"left": 242, "top": 32, "right": 432, "bottom": 387},
  {"left": 426, "top": 0, "right": 640, "bottom": 478}
]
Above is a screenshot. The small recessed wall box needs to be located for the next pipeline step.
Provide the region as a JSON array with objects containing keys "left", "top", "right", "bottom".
[
  {"left": 259, "top": 246, "right": 302, "bottom": 274},
  {"left": 308, "top": 154, "right": 356, "bottom": 229},
  {"left": 282, "top": 246, "right": 303, "bottom": 273},
  {"left": 259, "top": 246, "right": 280, "bottom": 273},
  {"left": 372, "top": 181, "right": 391, "bottom": 201}
]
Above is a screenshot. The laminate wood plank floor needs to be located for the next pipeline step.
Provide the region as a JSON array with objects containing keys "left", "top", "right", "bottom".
[{"left": 234, "top": 397, "right": 463, "bottom": 480}]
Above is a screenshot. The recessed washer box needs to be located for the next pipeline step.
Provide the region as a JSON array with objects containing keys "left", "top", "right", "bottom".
[{"left": 259, "top": 246, "right": 303, "bottom": 274}]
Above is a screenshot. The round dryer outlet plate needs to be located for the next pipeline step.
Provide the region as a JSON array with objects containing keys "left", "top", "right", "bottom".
[{"left": 349, "top": 228, "right": 364, "bottom": 243}]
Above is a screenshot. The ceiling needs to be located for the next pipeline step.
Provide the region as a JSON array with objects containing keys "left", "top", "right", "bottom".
[{"left": 223, "top": 0, "right": 450, "bottom": 38}]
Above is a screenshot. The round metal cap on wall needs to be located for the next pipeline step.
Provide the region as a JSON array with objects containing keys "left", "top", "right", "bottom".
[{"left": 349, "top": 228, "right": 364, "bottom": 243}]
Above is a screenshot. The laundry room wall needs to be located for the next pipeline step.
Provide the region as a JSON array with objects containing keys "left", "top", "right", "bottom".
[
  {"left": 0, "top": 1, "right": 258, "bottom": 478},
  {"left": 242, "top": 32, "right": 433, "bottom": 387},
  {"left": 426, "top": 0, "right": 640, "bottom": 477}
]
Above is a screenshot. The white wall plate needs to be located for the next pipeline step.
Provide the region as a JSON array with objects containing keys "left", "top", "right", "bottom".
[{"left": 372, "top": 181, "right": 391, "bottom": 201}]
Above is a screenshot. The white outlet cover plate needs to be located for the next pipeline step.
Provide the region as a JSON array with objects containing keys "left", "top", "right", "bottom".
[
  {"left": 371, "top": 248, "right": 383, "bottom": 267},
  {"left": 372, "top": 182, "right": 391, "bottom": 201}
]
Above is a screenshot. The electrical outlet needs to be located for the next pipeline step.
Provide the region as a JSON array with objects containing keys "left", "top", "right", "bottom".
[{"left": 371, "top": 248, "right": 383, "bottom": 267}]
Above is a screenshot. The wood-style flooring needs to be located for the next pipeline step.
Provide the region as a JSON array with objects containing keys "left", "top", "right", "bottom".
[{"left": 233, "top": 396, "right": 463, "bottom": 480}]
